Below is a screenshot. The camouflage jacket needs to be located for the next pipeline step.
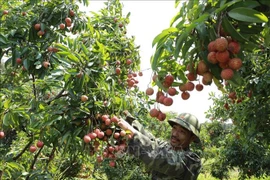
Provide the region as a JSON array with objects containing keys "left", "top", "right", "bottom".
[{"left": 127, "top": 120, "right": 201, "bottom": 180}]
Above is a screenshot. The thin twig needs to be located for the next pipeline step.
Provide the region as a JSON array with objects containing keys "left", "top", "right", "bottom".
[
  {"left": 13, "top": 140, "right": 33, "bottom": 161},
  {"left": 30, "top": 146, "right": 43, "bottom": 170},
  {"left": 46, "top": 146, "right": 56, "bottom": 167},
  {"left": 32, "top": 74, "right": 37, "bottom": 101},
  {"left": 25, "top": 146, "right": 44, "bottom": 180},
  {"left": 217, "top": 12, "right": 225, "bottom": 37},
  {"left": 47, "top": 88, "right": 67, "bottom": 105}
]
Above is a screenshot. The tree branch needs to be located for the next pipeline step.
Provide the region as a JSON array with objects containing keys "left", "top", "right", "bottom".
[
  {"left": 47, "top": 88, "right": 67, "bottom": 105},
  {"left": 47, "top": 80, "right": 72, "bottom": 105},
  {"left": 13, "top": 140, "right": 33, "bottom": 161},
  {"left": 25, "top": 146, "right": 44, "bottom": 180},
  {"left": 46, "top": 146, "right": 56, "bottom": 167},
  {"left": 30, "top": 146, "right": 43, "bottom": 170}
]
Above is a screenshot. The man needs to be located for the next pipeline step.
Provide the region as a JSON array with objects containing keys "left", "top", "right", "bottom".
[{"left": 117, "top": 112, "right": 201, "bottom": 180}]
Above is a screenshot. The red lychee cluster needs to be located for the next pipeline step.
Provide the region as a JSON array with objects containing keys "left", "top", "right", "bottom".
[
  {"left": 29, "top": 140, "right": 44, "bottom": 153},
  {"left": 126, "top": 72, "right": 140, "bottom": 88},
  {"left": 113, "top": 59, "right": 143, "bottom": 89},
  {"left": 223, "top": 91, "right": 246, "bottom": 111},
  {"left": 82, "top": 114, "right": 130, "bottom": 168},
  {"left": 145, "top": 70, "right": 207, "bottom": 121},
  {"left": 207, "top": 37, "right": 242, "bottom": 80}
]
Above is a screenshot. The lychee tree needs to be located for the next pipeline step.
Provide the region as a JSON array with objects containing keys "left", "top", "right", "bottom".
[
  {"left": 150, "top": 0, "right": 269, "bottom": 178},
  {"left": 0, "top": 0, "right": 151, "bottom": 179}
]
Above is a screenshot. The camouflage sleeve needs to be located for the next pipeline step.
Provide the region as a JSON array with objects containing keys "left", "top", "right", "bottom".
[
  {"left": 127, "top": 121, "right": 201, "bottom": 179},
  {"left": 131, "top": 120, "right": 156, "bottom": 140}
]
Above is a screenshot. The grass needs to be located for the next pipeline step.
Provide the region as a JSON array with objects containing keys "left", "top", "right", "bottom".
[{"left": 198, "top": 170, "right": 270, "bottom": 180}]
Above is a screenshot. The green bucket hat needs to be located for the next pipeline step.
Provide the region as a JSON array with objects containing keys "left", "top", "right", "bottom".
[{"left": 168, "top": 113, "right": 201, "bottom": 143}]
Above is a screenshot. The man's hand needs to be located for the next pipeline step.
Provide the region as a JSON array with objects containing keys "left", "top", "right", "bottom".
[
  {"left": 123, "top": 110, "right": 136, "bottom": 124},
  {"left": 117, "top": 118, "right": 137, "bottom": 136}
]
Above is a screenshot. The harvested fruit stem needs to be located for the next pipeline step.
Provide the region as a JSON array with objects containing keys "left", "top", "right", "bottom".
[{"left": 217, "top": 12, "right": 225, "bottom": 37}]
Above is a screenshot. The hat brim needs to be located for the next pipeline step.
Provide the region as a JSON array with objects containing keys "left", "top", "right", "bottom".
[{"left": 168, "top": 118, "right": 201, "bottom": 143}]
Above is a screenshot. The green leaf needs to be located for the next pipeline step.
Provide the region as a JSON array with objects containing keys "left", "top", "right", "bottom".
[
  {"left": 229, "top": 0, "right": 260, "bottom": 9},
  {"left": 6, "top": 162, "right": 24, "bottom": 170},
  {"left": 4, "top": 99, "right": 11, "bottom": 109},
  {"left": 228, "top": 7, "right": 268, "bottom": 23},
  {"left": 182, "top": 39, "right": 194, "bottom": 58},
  {"left": 35, "top": 52, "right": 42, "bottom": 60},
  {"left": 57, "top": 51, "right": 70, "bottom": 56},
  {"left": 21, "top": 46, "right": 29, "bottom": 56},
  {"left": 170, "top": 11, "right": 182, "bottom": 27},
  {"left": 81, "top": 43, "right": 89, "bottom": 55},
  {"left": 60, "top": 131, "right": 71, "bottom": 145},
  {"left": 228, "top": 71, "right": 244, "bottom": 87},
  {"left": 66, "top": 54, "right": 79, "bottom": 63},
  {"left": 3, "top": 113, "right": 11, "bottom": 126},
  {"left": 0, "top": 33, "right": 8, "bottom": 45},
  {"left": 222, "top": 16, "right": 248, "bottom": 43},
  {"left": 54, "top": 43, "right": 69, "bottom": 51},
  {"left": 23, "top": 59, "right": 29, "bottom": 70},
  {"left": 151, "top": 47, "right": 164, "bottom": 71},
  {"left": 155, "top": 79, "right": 168, "bottom": 92},
  {"left": 215, "top": 0, "right": 242, "bottom": 14},
  {"left": 186, "top": 13, "right": 210, "bottom": 32},
  {"left": 152, "top": 27, "right": 178, "bottom": 47},
  {"left": 174, "top": 32, "right": 188, "bottom": 58},
  {"left": 12, "top": 48, "right": 19, "bottom": 66},
  {"left": 237, "top": 23, "right": 264, "bottom": 34}
]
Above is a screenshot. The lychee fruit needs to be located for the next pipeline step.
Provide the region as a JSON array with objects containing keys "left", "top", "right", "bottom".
[
  {"left": 179, "top": 84, "right": 187, "bottom": 92},
  {"left": 195, "top": 84, "right": 204, "bottom": 91},
  {"left": 167, "top": 87, "right": 177, "bottom": 96},
  {"left": 202, "top": 72, "right": 213, "bottom": 84},
  {"left": 162, "top": 81, "right": 171, "bottom": 88},
  {"left": 163, "top": 97, "right": 173, "bottom": 106},
  {"left": 149, "top": 108, "right": 159, "bottom": 117},
  {"left": 0, "top": 131, "right": 5, "bottom": 139},
  {"left": 228, "top": 58, "right": 242, "bottom": 70},
  {"left": 157, "top": 95, "right": 166, "bottom": 104},
  {"left": 185, "top": 82, "right": 195, "bottom": 91},
  {"left": 156, "top": 91, "right": 164, "bottom": 99},
  {"left": 186, "top": 72, "right": 197, "bottom": 81},
  {"left": 146, "top": 87, "right": 154, "bottom": 96},
  {"left": 164, "top": 74, "right": 174, "bottom": 85},
  {"left": 228, "top": 41, "right": 241, "bottom": 54},
  {"left": 181, "top": 91, "right": 190, "bottom": 100},
  {"left": 197, "top": 60, "right": 209, "bottom": 75},
  {"left": 215, "top": 37, "right": 228, "bottom": 52},
  {"left": 224, "top": 103, "right": 229, "bottom": 110},
  {"left": 157, "top": 111, "right": 166, "bottom": 121},
  {"left": 216, "top": 50, "right": 230, "bottom": 63},
  {"left": 207, "top": 52, "right": 218, "bottom": 64},
  {"left": 202, "top": 78, "right": 211, "bottom": 85},
  {"left": 218, "top": 62, "right": 229, "bottom": 69},
  {"left": 208, "top": 41, "right": 216, "bottom": 52},
  {"left": 228, "top": 92, "right": 237, "bottom": 100},
  {"left": 221, "top": 68, "right": 234, "bottom": 80}
]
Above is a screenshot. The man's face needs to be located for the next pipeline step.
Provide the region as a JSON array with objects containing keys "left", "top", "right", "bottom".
[{"left": 170, "top": 124, "right": 194, "bottom": 150}]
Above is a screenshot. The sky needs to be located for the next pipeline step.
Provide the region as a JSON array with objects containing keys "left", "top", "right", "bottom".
[{"left": 84, "top": 1, "right": 222, "bottom": 123}]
